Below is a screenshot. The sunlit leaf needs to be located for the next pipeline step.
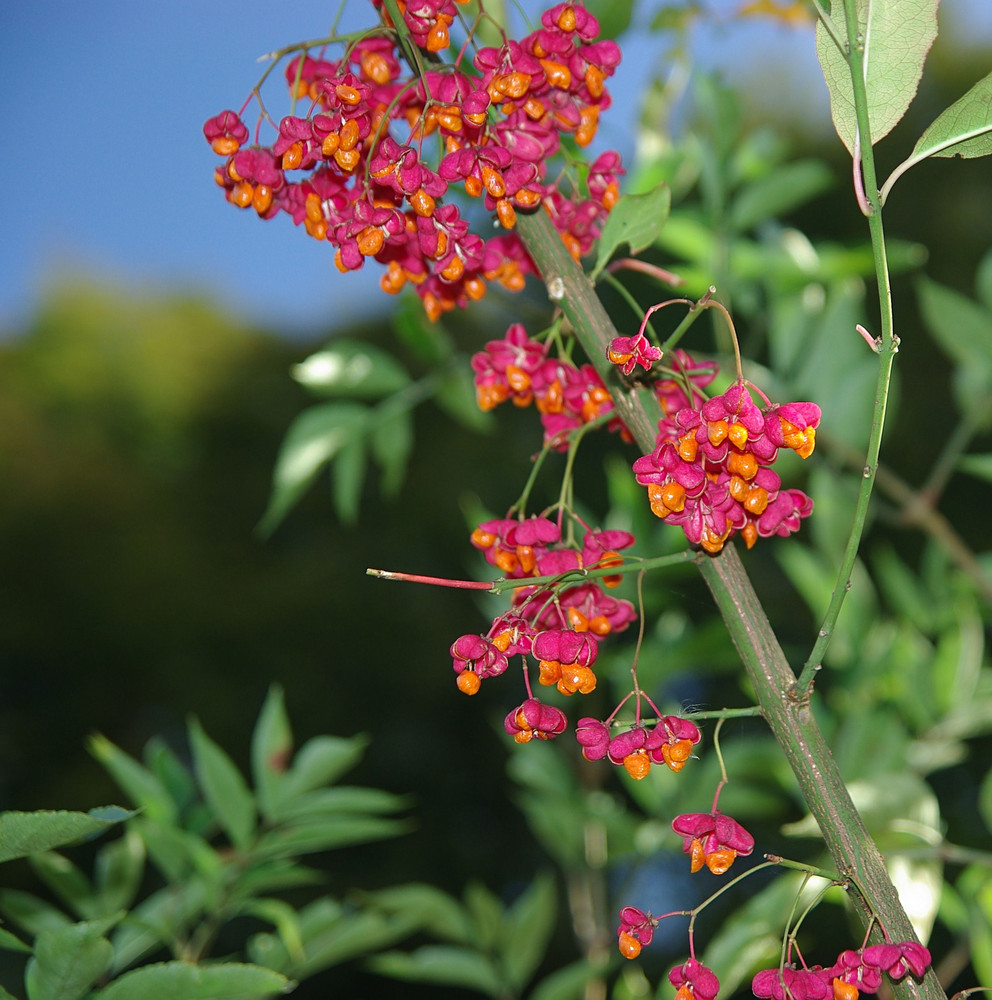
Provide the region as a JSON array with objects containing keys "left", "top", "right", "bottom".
[
  {"left": 815, "top": 0, "right": 939, "bottom": 152},
  {"left": 729, "top": 160, "right": 833, "bottom": 231},
  {"left": 0, "top": 807, "right": 133, "bottom": 864},
  {"left": 591, "top": 186, "right": 671, "bottom": 279},
  {"left": 291, "top": 339, "right": 410, "bottom": 398}
]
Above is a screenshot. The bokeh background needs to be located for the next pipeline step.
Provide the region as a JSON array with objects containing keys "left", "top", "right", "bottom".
[{"left": 2, "top": 1, "right": 992, "bottom": 997}]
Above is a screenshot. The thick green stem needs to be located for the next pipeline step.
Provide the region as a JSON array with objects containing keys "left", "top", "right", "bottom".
[{"left": 515, "top": 209, "right": 945, "bottom": 1000}]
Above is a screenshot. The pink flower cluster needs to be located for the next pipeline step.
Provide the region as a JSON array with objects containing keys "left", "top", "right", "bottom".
[
  {"left": 752, "top": 940, "right": 931, "bottom": 1000},
  {"left": 671, "top": 809, "right": 754, "bottom": 874},
  {"left": 204, "top": 3, "right": 624, "bottom": 320},
  {"left": 632, "top": 357, "right": 820, "bottom": 553},
  {"left": 576, "top": 714, "right": 701, "bottom": 780},
  {"left": 471, "top": 322, "right": 628, "bottom": 449}
]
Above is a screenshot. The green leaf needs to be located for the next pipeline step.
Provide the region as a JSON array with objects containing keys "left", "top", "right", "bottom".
[
  {"left": 92, "top": 961, "right": 293, "bottom": 1000},
  {"left": 815, "top": 0, "right": 939, "bottom": 152},
  {"left": 251, "top": 685, "right": 294, "bottom": 822},
  {"left": 370, "top": 407, "right": 413, "bottom": 498},
  {"left": 910, "top": 69, "right": 992, "bottom": 161},
  {"left": 0, "top": 808, "right": 133, "bottom": 864},
  {"left": 530, "top": 960, "right": 605, "bottom": 1000},
  {"left": 0, "top": 926, "right": 31, "bottom": 953},
  {"left": 980, "top": 765, "right": 992, "bottom": 835},
  {"left": 291, "top": 340, "right": 410, "bottom": 398},
  {"left": 368, "top": 946, "right": 501, "bottom": 997},
  {"left": 94, "top": 829, "right": 146, "bottom": 916},
  {"left": 591, "top": 185, "right": 671, "bottom": 279},
  {"left": 25, "top": 921, "right": 115, "bottom": 1000},
  {"left": 330, "top": 435, "right": 367, "bottom": 524},
  {"left": 917, "top": 277, "right": 992, "bottom": 425},
  {"left": 254, "top": 815, "right": 409, "bottom": 860},
  {"left": 957, "top": 453, "right": 992, "bottom": 484},
  {"left": 392, "top": 296, "right": 453, "bottom": 365},
  {"left": 463, "top": 882, "right": 503, "bottom": 952},
  {"left": 237, "top": 898, "right": 304, "bottom": 963},
  {"left": 256, "top": 402, "right": 368, "bottom": 536},
  {"left": 188, "top": 717, "right": 257, "bottom": 850},
  {"left": 500, "top": 872, "right": 557, "bottom": 992},
  {"left": 729, "top": 160, "right": 833, "bottom": 232},
  {"left": 0, "top": 890, "right": 73, "bottom": 937},
  {"left": 434, "top": 365, "right": 493, "bottom": 433},
  {"left": 248, "top": 901, "right": 411, "bottom": 979},
  {"left": 977, "top": 247, "right": 992, "bottom": 313},
  {"left": 282, "top": 735, "right": 369, "bottom": 802},
  {"left": 88, "top": 734, "right": 177, "bottom": 825},
  {"left": 271, "top": 786, "right": 409, "bottom": 823},
  {"left": 29, "top": 853, "right": 95, "bottom": 921},
  {"left": 362, "top": 883, "right": 473, "bottom": 945},
  {"left": 582, "top": 0, "right": 633, "bottom": 38}
]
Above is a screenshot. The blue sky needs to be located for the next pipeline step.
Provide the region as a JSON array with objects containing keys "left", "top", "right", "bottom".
[{"left": 2, "top": 1, "right": 990, "bottom": 339}]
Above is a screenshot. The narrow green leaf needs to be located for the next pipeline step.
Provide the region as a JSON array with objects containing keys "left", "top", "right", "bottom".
[
  {"left": 291, "top": 339, "right": 411, "bottom": 398},
  {"left": 92, "top": 961, "right": 293, "bottom": 1000},
  {"left": 0, "top": 890, "right": 73, "bottom": 937},
  {"left": 917, "top": 277, "right": 992, "bottom": 424},
  {"left": 368, "top": 946, "right": 501, "bottom": 997},
  {"left": 188, "top": 717, "right": 257, "bottom": 850},
  {"left": 729, "top": 160, "right": 833, "bottom": 232},
  {"left": 254, "top": 816, "right": 409, "bottom": 860},
  {"left": 0, "top": 807, "right": 134, "bottom": 864},
  {"left": 392, "top": 295, "right": 453, "bottom": 365},
  {"left": 248, "top": 901, "right": 411, "bottom": 979},
  {"left": 530, "top": 959, "right": 605, "bottom": 1000},
  {"left": 330, "top": 435, "right": 368, "bottom": 524},
  {"left": 977, "top": 247, "right": 992, "bottom": 313},
  {"left": 363, "top": 883, "right": 474, "bottom": 945},
  {"left": 958, "top": 453, "right": 992, "bottom": 483},
  {"left": 370, "top": 407, "right": 413, "bottom": 498},
  {"left": 282, "top": 735, "right": 369, "bottom": 802},
  {"left": 463, "top": 882, "right": 504, "bottom": 952},
  {"left": 500, "top": 872, "right": 557, "bottom": 992},
  {"left": 251, "top": 685, "right": 294, "bottom": 823},
  {"left": 88, "top": 734, "right": 177, "bottom": 825},
  {"left": 979, "top": 766, "right": 992, "bottom": 835},
  {"left": 25, "top": 921, "right": 114, "bottom": 1000},
  {"left": 434, "top": 365, "right": 493, "bottom": 433},
  {"left": 0, "top": 926, "right": 31, "bottom": 953},
  {"left": 237, "top": 898, "right": 305, "bottom": 963},
  {"left": 94, "top": 829, "right": 146, "bottom": 916},
  {"left": 29, "top": 853, "right": 95, "bottom": 921},
  {"left": 144, "top": 739, "right": 197, "bottom": 816},
  {"left": 591, "top": 185, "right": 671, "bottom": 279},
  {"left": 271, "top": 786, "right": 409, "bottom": 823},
  {"left": 256, "top": 402, "right": 368, "bottom": 536},
  {"left": 0, "top": 984, "right": 20, "bottom": 1000},
  {"left": 815, "top": 0, "right": 939, "bottom": 152}
]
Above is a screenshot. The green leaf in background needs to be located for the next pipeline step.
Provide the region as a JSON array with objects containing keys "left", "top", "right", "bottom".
[
  {"left": 583, "top": 0, "right": 633, "bottom": 39},
  {"left": 94, "top": 829, "right": 146, "bottom": 916},
  {"left": 980, "top": 766, "right": 992, "bottom": 835},
  {"left": 591, "top": 186, "right": 671, "bottom": 279},
  {"left": 368, "top": 945, "right": 501, "bottom": 997},
  {"left": 291, "top": 339, "right": 410, "bottom": 398},
  {"left": 251, "top": 685, "right": 294, "bottom": 822},
  {"left": 89, "top": 735, "right": 179, "bottom": 826},
  {"left": 729, "top": 160, "right": 833, "bottom": 232},
  {"left": 957, "top": 453, "right": 992, "bottom": 484},
  {"left": 815, "top": 0, "right": 939, "bottom": 153},
  {"left": 29, "top": 853, "right": 95, "bottom": 921},
  {"left": 530, "top": 959, "right": 606, "bottom": 1000},
  {"left": 0, "top": 890, "right": 73, "bottom": 938},
  {"left": 434, "top": 365, "right": 493, "bottom": 433},
  {"left": 25, "top": 920, "right": 115, "bottom": 1000},
  {"left": 0, "top": 808, "right": 133, "bottom": 865},
  {"left": 917, "top": 277, "right": 992, "bottom": 426},
  {"left": 281, "top": 735, "right": 369, "bottom": 802},
  {"left": 330, "top": 434, "right": 368, "bottom": 523},
  {"left": 236, "top": 898, "right": 305, "bottom": 964},
  {"left": 92, "top": 961, "right": 293, "bottom": 1000},
  {"left": 253, "top": 815, "right": 409, "bottom": 860},
  {"left": 370, "top": 406, "right": 413, "bottom": 498},
  {"left": 256, "top": 402, "right": 368, "bottom": 536},
  {"left": 188, "top": 717, "right": 257, "bottom": 850},
  {"left": 499, "top": 872, "right": 557, "bottom": 993},
  {"left": 977, "top": 247, "right": 992, "bottom": 313},
  {"left": 362, "top": 883, "right": 474, "bottom": 946}
]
